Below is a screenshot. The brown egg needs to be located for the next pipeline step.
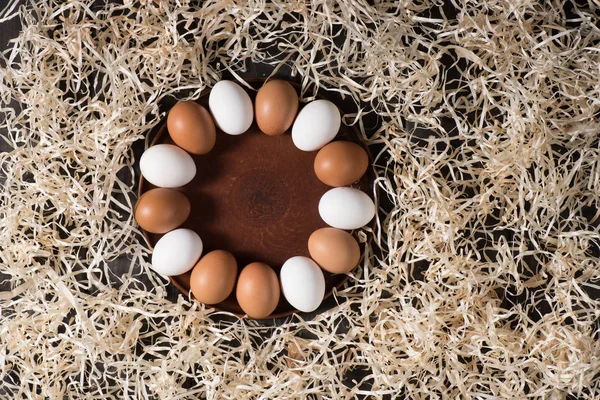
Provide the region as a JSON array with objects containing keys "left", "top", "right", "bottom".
[
  {"left": 190, "top": 250, "right": 238, "bottom": 305},
  {"left": 255, "top": 80, "right": 299, "bottom": 136},
  {"left": 308, "top": 228, "right": 360, "bottom": 274},
  {"left": 167, "top": 101, "right": 216, "bottom": 155},
  {"left": 236, "top": 262, "right": 280, "bottom": 318},
  {"left": 135, "top": 188, "right": 191, "bottom": 234},
  {"left": 314, "top": 141, "right": 369, "bottom": 187}
]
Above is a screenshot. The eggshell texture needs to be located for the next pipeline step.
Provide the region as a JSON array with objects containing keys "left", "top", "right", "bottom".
[
  {"left": 135, "top": 188, "right": 190, "bottom": 234},
  {"left": 291, "top": 99, "right": 341, "bottom": 151},
  {"left": 236, "top": 262, "right": 280, "bottom": 319},
  {"left": 140, "top": 144, "right": 196, "bottom": 188},
  {"left": 190, "top": 250, "right": 238, "bottom": 305},
  {"left": 167, "top": 101, "right": 216, "bottom": 155},
  {"left": 314, "top": 141, "right": 369, "bottom": 187},
  {"left": 280, "top": 256, "right": 325, "bottom": 313},
  {"left": 208, "top": 80, "right": 253, "bottom": 135},
  {"left": 151, "top": 229, "right": 203, "bottom": 276},
  {"left": 318, "top": 187, "right": 375, "bottom": 230},
  {"left": 255, "top": 80, "right": 299, "bottom": 136},
  {"left": 308, "top": 228, "right": 360, "bottom": 274}
]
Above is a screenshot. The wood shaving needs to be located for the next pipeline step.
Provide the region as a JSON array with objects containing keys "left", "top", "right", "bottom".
[{"left": 0, "top": 0, "right": 599, "bottom": 398}]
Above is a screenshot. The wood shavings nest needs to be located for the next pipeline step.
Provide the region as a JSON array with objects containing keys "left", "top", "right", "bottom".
[{"left": 1, "top": 0, "right": 600, "bottom": 398}]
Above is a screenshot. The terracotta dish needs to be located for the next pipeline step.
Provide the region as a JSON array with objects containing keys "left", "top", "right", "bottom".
[{"left": 138, "top": 79, "right": 375, "bottom": 319}]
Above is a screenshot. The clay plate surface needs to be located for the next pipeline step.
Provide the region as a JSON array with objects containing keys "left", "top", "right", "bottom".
[{"left": 138, "top": 79, "right": 375, "bottom": 319}]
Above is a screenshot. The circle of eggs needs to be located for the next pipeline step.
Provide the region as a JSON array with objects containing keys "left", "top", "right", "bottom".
[{"left": 136, "top": 79, "right": 375, "bottom": 319}]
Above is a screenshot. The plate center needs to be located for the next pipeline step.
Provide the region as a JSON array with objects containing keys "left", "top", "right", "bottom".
[{"left": 231, "top": 169, "right": 290, "bottom": 227}]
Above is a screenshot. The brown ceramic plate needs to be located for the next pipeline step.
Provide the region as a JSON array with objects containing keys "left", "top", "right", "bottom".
[{"left": 138, "top": 78, "right": 375, "bottom": 319}]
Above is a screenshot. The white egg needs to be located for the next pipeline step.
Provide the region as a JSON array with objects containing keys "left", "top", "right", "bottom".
[
  {"left": 280, "top": 256, "right": 325, "bottom": 313},
  {"left": 318, "top": 187, "right": 375, "bottom": 230},
  {"left": 208, "top": 80, "right": 253, "bottom": 135},
  {"left": 291, "top": 99, "right": 341, "bottom": 151},
  {"left": 140, "top": 144, "right": 196, "bottom": 188},
  {"left": 151, "top": 229, "right": 203, "bottom": 276}
]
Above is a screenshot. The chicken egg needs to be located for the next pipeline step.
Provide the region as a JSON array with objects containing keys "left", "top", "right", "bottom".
[
  {"left": 280, "top": 256, "right": 325, "bottom": 313},
  {"left": 291, "top": 99, "right": 341, "bottom": 151},
  {"left": 135, "top": 188, "right": 190, "bottom": 234},
  {"left": 308, "top": 228, "right": 360, "bottom": 274},
  {"left": 209, "top": 80, "right": 253, "bottom": 135},
  {"left": 167, "top": 101, "right": 216, "bottom": 155},
  {"left": 190, "top": 250, "right": 238, "bottom": 305},
  {"left": 318, "top": 187, "right": 375, "bottom": 230},
  {"left": 314, "top": 141, "right": 369, "bottom": 187},
  {"left": 151, "top": 228, "right": 203, "bottom": 276},
  {"left": 140, "top": 144, "right": 196, "bottom": 188},
  {"left": 236, "top": 262, "right": 280, "bottom": 319},
  {"left": 255, "top": 80, "right": 299, "bottom": 136}
]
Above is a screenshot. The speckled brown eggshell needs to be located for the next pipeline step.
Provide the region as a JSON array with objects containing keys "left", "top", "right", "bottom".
[
  {"left": 167, "top": 101, "right": 216, "bottom": 155},
  {"left": 134, "top": 188, "right": 191, "bottom": 234},
  {"left": 314, "top": 141, "right": 369, "bottom": 187},
  {"left": 236, "top": 262, "right": 280, "bottom": 318},
  {"left": 308, "top": 227, "right": 361, "bottom": 274},
  {"left": 255, "top": 80, "right": 299, "bottom": 136},
  {"left": 190, "top": 250, "right": 238, "bottom": 305}
]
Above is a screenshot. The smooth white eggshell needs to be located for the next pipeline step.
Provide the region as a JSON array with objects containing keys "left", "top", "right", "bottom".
[
  {"left": 280, "top": 256, "right": 325, "bottom": 313},
  {"left": 140, "top": 144, "right": 196, "bottom": 188},
  {"left": 291, "top": 99, "right": 341, "bottom": 151},
  {"left": 151, "top": 229, "right": 203, "bottom": 276},
  {"left": 318, "top": 187, "right": 375, "bottom": 230},
  {"left": 209, "top": 80, "right": 253, "bottom": 135}
]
